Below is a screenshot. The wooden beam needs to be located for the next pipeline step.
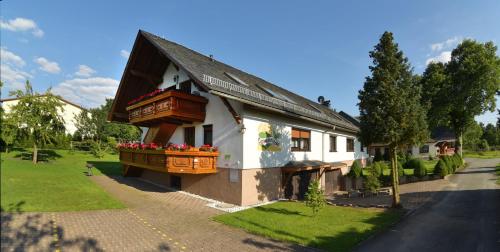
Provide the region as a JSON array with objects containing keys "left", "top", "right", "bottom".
[
  {"left": 219, "top": 97, "right": 242, "bottom": 124},
  {"left": 130, "top": 69, "right": 163, "bottom": 86}
]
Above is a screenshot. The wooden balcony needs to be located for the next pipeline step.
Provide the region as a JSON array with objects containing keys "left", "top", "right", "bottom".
[
  {"left": 119, "top": 149, "right": 218, "bottom": 175},
  {"left": 126, "top": 90, "right": 208, "bottom": 126}
]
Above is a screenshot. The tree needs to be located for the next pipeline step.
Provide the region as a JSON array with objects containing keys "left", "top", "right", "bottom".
[
  {"left": 463, "top": 121, "right": 483, "bottom": 150},
  {"left": 304, "top": 179, "right": 326, "bottom": 216},
  {"left": 6, "top": 81, "right": 65, "bottom": 163},
  {"left": 419, "top": 62, "right": 449, "bottom": 128},
  {"left": 358, "top": 32, "right": 428, "bottom": 208},
  {"left": 445, "top": 40, "right": 500, "bottom": 156},
  {"left": 481, "top": 123, "right": 499, "bottom": 147},
  {"left": 74, "top": 110, "right": 96, "bottom": 141}
]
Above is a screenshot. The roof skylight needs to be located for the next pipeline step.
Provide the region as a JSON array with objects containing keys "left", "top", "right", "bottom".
[
  {"left": 224, "top": 72, "right": 249, "bottom": 86},
  {"left": 255, "top": 84, "right": 297, "bottom": 104}
]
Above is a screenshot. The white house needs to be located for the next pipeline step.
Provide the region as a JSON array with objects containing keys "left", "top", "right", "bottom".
[
  {"left": 1, "top": 95, "right": 86, "bottom": 135},
  {"left": 109, "top": 30, "right": 368, "bottom": 206}
]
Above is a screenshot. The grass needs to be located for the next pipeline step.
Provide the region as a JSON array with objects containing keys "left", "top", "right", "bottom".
[
  {"left": 463, "top": 150, "right": 500, "bottom": 159},
  {"left": 1, "top": 149, "right": 125, "bottom": 212},
  {"left": 214, "top": 201, "right": 403, "bottom": 252}
]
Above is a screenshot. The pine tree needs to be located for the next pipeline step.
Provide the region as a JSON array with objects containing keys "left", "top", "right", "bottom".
[{"left": 358, "top": 32, "right": 428, "bottom": 208}]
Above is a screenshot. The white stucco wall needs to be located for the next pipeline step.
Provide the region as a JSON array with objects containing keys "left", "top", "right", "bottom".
[
  {"left": 242, "top": 110, "right": 368, "bottom": 169},
  {"left": 158, "top": 63, "right": 190, "bottom": 89},
  {"left": 1, "top": 98, "right": 84, "bottom": 135},
  {"left": 142, "top": 65, "right": 244, "bottom": 169}
]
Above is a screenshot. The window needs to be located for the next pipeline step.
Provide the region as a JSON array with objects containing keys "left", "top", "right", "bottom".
[
  {"left": 184, "top": 127, "right": 195, "bottom": 146},
  {"left": 360, "top": 142, "right": 364, "bottom": 152},
  {"left": 203, "top": 124, "right": 213, "bottom": 146},
  {"left": 291, "top": 128, "right": 310, "bottom": 152},
  {"left": 329, "top": 135, "right": 337, "bottom": 152},
  {"left": 346, "top": 138, "right": 355, "bottom": 152}
]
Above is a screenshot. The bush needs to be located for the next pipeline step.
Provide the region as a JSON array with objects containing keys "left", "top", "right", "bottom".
[
  {"left": 478, "top": 139, "right": 490, "bottom": 151},
  {"left": 434, "top": 159, "right": 449, "bottom": 177},
  {"left": 442, "top": 156, "right": 454, "bottom": 174},
  {"left": 453, "top": 154, "right": 463, "bottom": 168},
  {"left": 348, "top": 160, "right": 363, "bottom": 178},
  {"left": 405, "top": 158, "right": 426, "bottom": 178},
  {"left": 372, "top": 161, "right": 388, "bottom": 177},
  {"left": 364, "top": 165, "right": 381, "bottom": 193},
  {"left": 305, "top": 179, "right": 326, "bottom": 216},
  {"left": 89, "top": 140, "right": 107, "bottom": 159}
]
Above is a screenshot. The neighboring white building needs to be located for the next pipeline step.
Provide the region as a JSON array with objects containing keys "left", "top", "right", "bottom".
[
  {"left": 109, "top": 30, "right": 368, "bottom": 206},
  {"left": 1, "top": 95, "right": 86, "bottom": 135}
]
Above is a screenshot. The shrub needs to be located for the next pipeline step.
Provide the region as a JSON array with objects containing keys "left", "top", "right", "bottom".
[
  {"left": 442, "top": 156, "right": 454, "bottom": 174},
  {"left": 305, "top": 179, "right": 326, "bottom": 216},
  {"left": 348, "top": 160, "right": 363, "bottom": 178},
  {"left": 414, "top": 159, "right": 427, "bottom": 178},
  {"left": 372, "top": 161, "right": 388, "bottom": 177},
  {"left": 364, "top": 165, "right": 381, "bottom": 193},
  {"left": 453, "top": 154, "right": 463, "bottom": 168},
  {"left": 434, "top": 159, "right": 449, "bottom": 177},
  {"left": 405, "top": 158, "right": 426, "bottom": 178},
  {"left": 90, "top": 141, "right": 107, "bottom": 159},
  {"left": 428, "top": 154, "right": 434, "bottom": 161}
]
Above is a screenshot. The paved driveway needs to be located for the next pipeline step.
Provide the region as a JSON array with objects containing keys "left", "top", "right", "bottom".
[
  {"left": 1, "top": 175, "right": 314, "bottom": 252},
  {"left": 355, "top": 158, "right": 500, "bottom": 252}
]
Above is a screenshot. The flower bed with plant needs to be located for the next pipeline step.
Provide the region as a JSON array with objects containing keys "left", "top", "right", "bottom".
[
  {"left": 117, "top": 142, "right": 218, "bottom": 152},
  {"left": 127, "top": 88, "right": 167, "bottom": 106}
]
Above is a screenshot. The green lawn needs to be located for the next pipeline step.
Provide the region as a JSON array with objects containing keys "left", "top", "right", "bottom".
[
  {"left": 463, "top": 150, "right": 500, "bottom": 159},
  {"left": 1, "top": 149, "right": 125, "bottom": 212},
  {"left": 214, "top": 201, "right": 404, "bottom": 252}
]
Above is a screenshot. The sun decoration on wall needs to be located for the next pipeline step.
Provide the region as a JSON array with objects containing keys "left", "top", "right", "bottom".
[{"left": 257, "top": 123, "right": 282, "bottom": 152}]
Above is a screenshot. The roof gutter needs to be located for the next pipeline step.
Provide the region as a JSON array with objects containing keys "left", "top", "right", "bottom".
[{"left": 209, "top": 90, "right": 358, "bottom": 133}]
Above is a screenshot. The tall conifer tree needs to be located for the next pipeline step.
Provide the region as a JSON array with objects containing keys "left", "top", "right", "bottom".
[{"left": 359, "top": 32, "right": 428, "bottom": 207}]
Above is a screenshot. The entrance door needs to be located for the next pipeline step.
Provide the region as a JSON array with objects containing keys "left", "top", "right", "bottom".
[
  {"left": 284, "top": 170, "right": 319, "bottom": 200},
  {"left": 170, "top": 175, "right": 181, "bottom": 190},
  {"left": 184, "top": 127, "right": 195, "bottom": 146}
]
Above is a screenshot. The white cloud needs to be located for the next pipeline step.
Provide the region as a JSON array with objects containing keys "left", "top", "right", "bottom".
[
  {"left": 34, "top": 57, "right": 61, "bottom": 74},
  {"left": 52, "top": 77, "right": 119, "bottom": 108},
  {"left": 0, "top": 17, "right": 44, "bottom": 37},
  {"left": 0, "top": 64, "right": 33, "bottom": 91},
  {"left": 1, "top": 48, "right": 26, "bottom": 67},
  {"left": 120, "top": 49, "right": 130, "bottom": 59},
  {"left": 426, "top": 51, "right": 452, "bottom": 65},
  {"left": 430, "top": 37, "right": 462, "bottom": 52},
  {"left": 75, "top": 64, "right": 96, "bottom": 77}
]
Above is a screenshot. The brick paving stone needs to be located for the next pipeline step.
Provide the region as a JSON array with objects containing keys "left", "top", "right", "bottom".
[{"left": 2, "top": 175, "right": 314, "bottom": 251}]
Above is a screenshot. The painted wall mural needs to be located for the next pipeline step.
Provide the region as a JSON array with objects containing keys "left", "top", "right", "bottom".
[{"left": 257, "top": 123, "right": 282, "bottom": 151}]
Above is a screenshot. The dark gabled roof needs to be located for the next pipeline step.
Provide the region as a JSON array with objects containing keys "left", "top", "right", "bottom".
[
  {"left": 110, "top": 30, "right": 358, "bottom": 131},
  {"left": 430, "top": 127, "right": 456, "bottom": 141},
  {"left": 339, "top": 111, "right": 360, "bottom": 127}
]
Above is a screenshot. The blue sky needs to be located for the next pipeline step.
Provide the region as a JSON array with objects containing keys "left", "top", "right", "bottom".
[{"left": 1, "top": 0, "right": 499, "bottom": 124}]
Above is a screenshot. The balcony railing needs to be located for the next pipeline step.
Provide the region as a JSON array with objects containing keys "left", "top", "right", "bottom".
[
  {"left": 126, "top": 90, "right": 208, "bottom": 126},
  {"left": 119, "top": 148, "right": 218, "bottom": 174}
]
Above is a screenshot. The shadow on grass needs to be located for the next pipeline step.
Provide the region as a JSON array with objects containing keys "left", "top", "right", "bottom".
[
  {"left": 254, "top": 206, "right": 307, "bottom": 216},
  {"left": 12, "top": 149, "right": 62, "bottom": 161}
]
